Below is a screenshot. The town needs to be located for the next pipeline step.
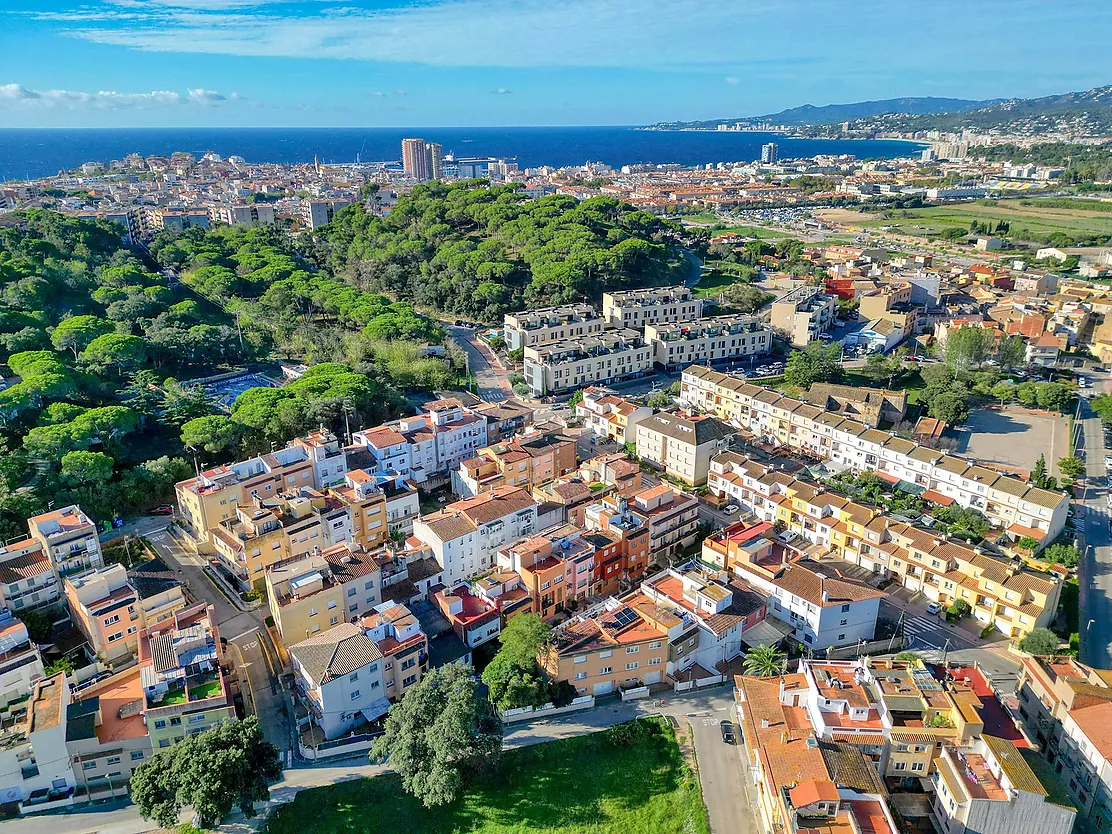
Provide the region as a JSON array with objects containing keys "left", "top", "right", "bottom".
[{"left": 3, "top": 106, "right": 1112, "bottom": 834}]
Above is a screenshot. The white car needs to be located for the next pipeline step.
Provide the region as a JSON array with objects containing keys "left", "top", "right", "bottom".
[
  {"left": 723, "top": 504, "right": 740, "bottom": 516},
  {"left": 925, "top": 602, "right": 942, "bottom": 615},
  {"left": 1105, "top": 456, "right": 1112, "bottom": 468}
]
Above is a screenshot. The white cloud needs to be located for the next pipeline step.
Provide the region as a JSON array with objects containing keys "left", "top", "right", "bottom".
[
  {"left": 725, "top": 76, "right": 740, "bottom": 85},
  {"left": 0, "top": 83, "right": 237, "bottom": 109},
  {"left": 369, "top": 91, "right": 387, "bottom": 97},
  {"left": 492, "top": 87, "right": 511, "bottom": 94}
]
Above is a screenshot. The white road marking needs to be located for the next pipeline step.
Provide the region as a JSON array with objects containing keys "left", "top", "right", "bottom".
[{"left": 228, "top": 627, "right": 260, "bottom": 642}]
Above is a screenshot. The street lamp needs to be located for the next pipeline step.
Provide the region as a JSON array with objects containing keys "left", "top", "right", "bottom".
[{"left": 1088, "top": 618, "right": 1096, "bottom": 633}]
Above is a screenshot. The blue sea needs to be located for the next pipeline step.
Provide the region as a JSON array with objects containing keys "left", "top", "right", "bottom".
[{"left": 0, "top": 126, "right": 923, "bottom": 182}]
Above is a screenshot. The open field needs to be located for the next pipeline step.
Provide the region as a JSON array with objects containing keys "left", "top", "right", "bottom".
[
  {"left": 829, "top": 200, "right": 1112, "bottom": 243},
  {"left": 265, "top": 719, "right": 709, "bottom": 834},
  {"left": 955, "top": 405, "right": 1067, "bottom": 476},
  {"left": 841, "top": 369, "right": 928, "bottom": 406},
  {"left": 693, "top": 270, "right": 744, "bottom": 297}
]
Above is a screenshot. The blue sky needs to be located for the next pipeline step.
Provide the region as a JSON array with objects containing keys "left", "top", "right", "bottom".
[{"left": 2, "top": 0, "right": 1110, "bottom": 127}]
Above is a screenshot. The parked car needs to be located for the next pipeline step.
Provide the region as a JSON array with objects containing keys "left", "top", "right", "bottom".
[
  {"left": 723, "top": 504, "right": 740, "bottom": 516},
  {"left": 720, "top": 720, "right": 736, "bottom": 744},
  {"left": 926, "top": 601, "right": 942, "bottom": 615},
  {"left": 149, "top": 505, "right": 174, "bottom": 516}
]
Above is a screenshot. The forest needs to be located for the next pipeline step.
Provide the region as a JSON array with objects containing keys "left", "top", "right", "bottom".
[{"left": 311, "top": 180, "right": 686, "bottom": 321}]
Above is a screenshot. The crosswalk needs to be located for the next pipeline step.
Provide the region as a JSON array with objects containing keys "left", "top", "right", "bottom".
[
  {"left": 902, "top": 614, "right": 948, "bottom": 650},
  {"left": 480, "top": 391, "right": 508, "bottom": 402}
]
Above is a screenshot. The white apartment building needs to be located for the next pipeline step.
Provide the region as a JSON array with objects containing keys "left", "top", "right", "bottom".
[
  {"left": 354, "top": 398, "right": 488, "bottom": 486},
  {"left": 635, "top": 411, "right": 735, "bottom": 486},
  {"left": 645, "top": 314, "right": 771, "bottom": 369},
  {"left": 601, "top": 285, "right": 703, "bottom": 328},
  {"left": 0, "top": 609, "right": 44, "bottom": 708},
  {"left": 523, "top": 329, "right": 652, "bottom": 397},
  {"left": 0, "top": 540, "right": 59, "bottom": 613},
  {"left": 0, "top": 673, "right": 76, "bottom": 807},
  {"left": 412, "top": 486, "right": 539, "bottom": 586},
  {"left": 211, "top": 203, "right": 276, "bottom": 226},
  {"left": 0, "top": 506, "right": 106, "bottom": 613},
  {"left": 503, "top": 304, "right": 606, "bottom": 352},
  {"left": 769, "top": 286, "right": 837, "bottom": 346},
  {"left": 681, "top": 366, "right": 1068, "bottom": 543}
]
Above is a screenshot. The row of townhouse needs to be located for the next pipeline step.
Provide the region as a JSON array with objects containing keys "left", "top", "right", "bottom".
[
  {"left": 208, "top": 471, "right": 416, "bottom": 592},
  {"left": 0, "top": 507, "right": 105, "bottom": 613},
  {"left": 354, "top": 398, "right": 489, "bottom": 487},
  {"left": 706, "top": 452, "right": 1062, "bottom": 640},
  {"left": 734, "top": 665, "right": 1073, "bottom": 834},
  {"left": 1015, "top": 654, "right": 1112, "bottom": 827},
  {"left": 681, "top": 365, "right": 1069, "bottom": 545},
  {"left": 288, "top": 601, "right": 429, "bottom": 740},
  {"left": 451, "top": 426, "right": 577, "bottom": 498}
]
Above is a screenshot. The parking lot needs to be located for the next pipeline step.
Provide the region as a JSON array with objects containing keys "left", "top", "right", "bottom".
[{"left": 955, "top": 405, "right": 1067, "bottom": 476}]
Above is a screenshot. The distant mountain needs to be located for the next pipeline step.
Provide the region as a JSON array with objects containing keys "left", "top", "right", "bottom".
[{"left": 648, "top": 86, "right": 1112, "bottom": 135}]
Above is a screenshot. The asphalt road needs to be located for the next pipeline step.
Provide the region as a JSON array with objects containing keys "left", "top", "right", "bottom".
[
  {"left": 447, "top": 325, "right": 511, "bottom": 403},
  {"left": 1076, "top": 392, "right": 1112, "bottom": 669}
]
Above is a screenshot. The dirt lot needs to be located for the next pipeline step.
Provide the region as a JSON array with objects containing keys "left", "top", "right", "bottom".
[{"left": 955, "top": 406, "right": 1068, "bottom": 477}]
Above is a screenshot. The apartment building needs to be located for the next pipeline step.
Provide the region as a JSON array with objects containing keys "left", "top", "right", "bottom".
[
  {"left": 303, "top": 199, "right": 351, "bottom": 230},
  {"left": 932, "top": 735, "right": 1076, "bottom": 834},
  {"left": 138, "top": 604, "right": 235, "bottom": 750},
  {"left": 1015, "top": 655, "right": 1112, "bottom": 823},
  {"left": 64, "top": 666, "right": 153, "bottom": 791},
  {"left": 601, "top": 285, "right": 703, "bottom": 328},
  {"left": 413, "top": 486, "right": 539, "bottom": 586},
  {"left": 496, "top": 523, "right": 610, "bottom": 619},
  {"left": 359, "top": 602, "right": 429, "bottom": 701},
  {"left": 289, "top": 624, "right": 388, "bottom": 740},
  {"left": 769, "top": 286, "right": 837, "bottom": 346},
  {"left": 473, "top": 398, "right": 534, "bottom": 444},
  {"left": 503, "top": 304, "right": 606, "bottom": 351},
  {"left": 265, "top": 542, "right": 384, "bottom": 643},
  {"left": 706, "top": 453, "right": 1062, "bottom": 640},
  {"left": 582, "top": 494, "right": 651, "bottom": 583},
  {"left": 681, "top": 366, "right": 1069, "bottom": 544},
  {"left": 631, "top": 483, "right": 701, "bottom": 563},
  {"left": 452, "top": 427, "right": 577, "bottom": 499},
  {"left": 635, "top": 411, "right": 735, "bottom": 486},
  {"left": 64, "top": 564, "right": 185, "bottom": 663},
  {"left": 432, "top": 584, "right": 502, "bottom": 648},
  {"left": 575, "top": 387, "right": 653, "bottom": 443},
  {"left": 645, "top": 315, "right": 771, "bottom": 369},
  {"left": 0, "top": 609, "right": 44, "bottom": 707},
  {"left": 0, "top": 539, "right": 61, "bottom": 612},
  {"left": 354, "top": 398, "right": 488, "bottom": 486},
  {"left": 211, "top": 203, "right": 276, "bottom": 226},
  {"left": 523, "top": 329, "right": 652, "bottom": 397},
  {"left": 541, "top": 596, "right": 670, "bottom": 696},
  {"left": 0, "top": 673, "right": 76, "bottom": 808},
  {"left": 0, "top": 506, "right": 106, "bottom": 613}
]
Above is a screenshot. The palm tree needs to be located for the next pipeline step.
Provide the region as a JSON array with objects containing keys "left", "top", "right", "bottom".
[{"left": 743, "top": 644, "right": 786, "bottom": 677}]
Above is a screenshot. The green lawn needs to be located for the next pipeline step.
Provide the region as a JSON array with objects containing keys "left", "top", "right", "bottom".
[
  {"left": 693, "top": 270, "right": 745, "bottom": 298},
  {"left": 842, "top": 369, "right": 927, "bottom": 405},
  {"left": 189, "top": 679, "right": 223, "bottom": 701},
  {"left": 265, "top": 719, "right": 709, "bottom": 834},
  {"left": 856, "top": 200, "right": 1112, "bottom": 243}
]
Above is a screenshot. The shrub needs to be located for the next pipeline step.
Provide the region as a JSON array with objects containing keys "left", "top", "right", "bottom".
[{"left": 606, "top": 717, "right": 658, "bottom": 747}]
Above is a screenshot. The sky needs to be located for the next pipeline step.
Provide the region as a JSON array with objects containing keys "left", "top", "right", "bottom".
[{"left": 1, "top": 0, "right": 1110, "bottom": 128}]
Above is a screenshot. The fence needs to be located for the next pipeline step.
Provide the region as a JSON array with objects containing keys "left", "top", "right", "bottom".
[
  {"left": 620, "top": 686, "right": 650, "bottom": 701},
  {"left": 673, "top": 673, "right": 727, "bottom": 692},
  {"left": 825, "top": 636, "right": 905, "bottom": 660},
  {"left": 298, "top": 731, "right": 382, "bottom": 761},
  {"left": 500, "top": 695, "right": 594, "bottom": 723}
]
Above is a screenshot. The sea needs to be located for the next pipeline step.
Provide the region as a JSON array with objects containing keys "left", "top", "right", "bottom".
[{"left": 0, "top": 127, "right": 924, "bottom": 182}]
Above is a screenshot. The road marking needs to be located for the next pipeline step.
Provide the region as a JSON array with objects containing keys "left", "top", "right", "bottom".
[{"left": 228, "top": 627, "right": 260, "bottom": 642}]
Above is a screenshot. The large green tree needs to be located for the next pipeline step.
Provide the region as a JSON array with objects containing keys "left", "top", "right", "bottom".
[
  {"left": 1018, "top": 627, "right": 1062, "bottom": 656},
  {"left": 944, "top": 326, "right": 991, "bottom": 371},
  {"left": 129, "top": 717, "right": 282, "bottom": 829},
  {"left": 50, "top": 315, "right": 114, "bottom": 358},
  {"left": 743, "top": 644, "right": 786, "bottom": 677},
  {"left": 783, "top": 342, "right": 843, "bottom": 389},
  {"left": 482, "top": 614, "right": 553, "bottom": 711},
  {"left": 372, "top": 663, "right": 502, "bottom": 808}
]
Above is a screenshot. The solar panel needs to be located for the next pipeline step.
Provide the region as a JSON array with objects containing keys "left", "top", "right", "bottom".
[{"left": 609, "top": 608, "right": 638, "bottom": 628}]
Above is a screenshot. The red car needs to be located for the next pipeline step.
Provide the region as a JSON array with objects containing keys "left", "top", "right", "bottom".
[{"left": 150, "top": 505, "right": 174, "bottom": 516}]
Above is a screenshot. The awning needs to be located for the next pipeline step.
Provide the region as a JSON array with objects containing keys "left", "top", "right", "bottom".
[
  {"left": 741, "top": 617, "right": 795, "bottom": 649},
  {"left": 895, "top": 480, "right": 925, "bottom": 496},
  {"left": 875, "top": 471, "right": 900, "bottom": 485},
  {"left": 360, "top": 697, "right": 392, "bottom": 724},
  {"left": 922, "top": 489, "right": 955, "bottom": 506}
]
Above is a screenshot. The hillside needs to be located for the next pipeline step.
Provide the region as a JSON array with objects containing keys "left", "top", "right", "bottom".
[{"left": 651, "top": 97, "right": 988, "bottom": 130}]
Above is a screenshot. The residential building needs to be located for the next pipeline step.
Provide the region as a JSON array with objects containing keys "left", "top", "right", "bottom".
[
  {"left": 138, "top": 604, "right": 235, "bottom": 750},
  {"left": 473, "top": 398, "right": 534, "bottom": 444},
  {"left": 680, "top": 366, "right": 1069, "bottom": 545},
  {"left": 0, "top": 609, "right": 44, "bottom": 707},
  {"left": 401, "top": 138, "right": 430, "bottom": 180},
  {"left": 432, "top": 584, "right": 502, "bottom": 648},
  {"left": 706, "top": 454, "right": 1062, "bottom": 640},
  {"left": 289, "top": 623, "right": 388, "bottom": 740},
  {"left": 27, "top": 506, "right": 104, "bottom": 581},
  {"left": 452, "top": 427, "right": 577, "bottom": 498},
  {"left": 0, "top": 539, "right": 60, "bottom": 612},
  {"left": 427, "top": 143, "right": 444, "bottom": 179},
  {"left": 932, "top": 735, "right": 1076, "bottom": 834},
  {"left": 583, "top": 493, "right": 651, "bottom": 584},
  {"left": 126, "top": 560, "right": 188, "bottom": 629},
  {"left": 541, "top": 596, "right": 670, "bottom": 696},
  {"left": 0, "top": 673, "right": 76, "bottom": 808},
  {"left": 503, "top": 304, "right": 606, "bottom": 352},
  {"left": 645, "top": 315, "right": 771, "bottom": 369},
  {"left": 64, "top": 565, "right": 146, "bottom": 663},
  {"left": 761, "top": 142, "right": 778, "bottom": 164},
  {"left": 266, "top": 542, "right": 384, "bottom": 643},
  {"left": 576, "top": 387, "right": 653, "bottom": 443},
  {"left": 635, "top": 411, "right": 735, "bottom": 486},
  {"left": 64, "top": 667, "right": 152, "bottom": 791},
  {"left": 353, "top": 398, "right": 488, "bottom": 487},
  {"left": 802, "top": 383, "right": 907, "bottom": 428},
  {"left": 359, "top": 602, "right": 429, "bottom": 701},
  {"left": 497, "top": 525, "right": 601, "bottom": 619},
  {"left": 770, "top": 286, "right": 837, "bottom": 346},
  {"left": 601, "top": 286, "right": 703, "bottom": 328},
  {"left": 630, "top": 484, "right": 701, "bottom": 563},
  {"left": 303, "top": 199, "right": 351, "bottom": 230},
  {"left": 523, "top": 329, "right": 652, "bottom": 397},
  {"left": 212, "top": 204, "right": 275, "bottom": 226},
  {"left": 1027, "top": 332, "right": 1063, "bottom": 367},
  {"left": 413, "top": 486, "right": 539, "bottom": 586}
]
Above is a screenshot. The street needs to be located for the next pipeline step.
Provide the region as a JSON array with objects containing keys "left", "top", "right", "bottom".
[
  {"left": 447, "top": 325, "right": 511, "bottom": 403},
  {"left": 1075, "top": 392, "right": 1112, "bottom": 669}
]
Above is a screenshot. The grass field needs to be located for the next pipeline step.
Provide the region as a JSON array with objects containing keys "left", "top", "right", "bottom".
[
  {"left": 265, "top": 719, "right": 709, "bottom": 834},
  {"left": 693, "top": 270, "right": 744, "bottom": 298},
  {"left": 850, "top": 200, "right": 1112, "bottom": 242},
  {"left": 841, "top": 369, "right": 927, "bottom": 405}
]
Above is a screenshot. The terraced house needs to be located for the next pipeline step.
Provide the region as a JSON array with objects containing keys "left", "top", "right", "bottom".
[
  {"left": 706, "top": 453, "right": 1062, "bottom": 640},
  {"left": 681, "top": 366, "right": 1069, "bottom": 545}
]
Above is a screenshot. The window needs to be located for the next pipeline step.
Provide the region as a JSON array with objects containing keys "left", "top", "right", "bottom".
[
  {"left": 649, "top": 657, "right": 661, "bottom": 666},
  {"left": 599, "top": 667, "right": 612, "bottom": 675},
  {"left": 403, "top": 675, "right": 417, "bottom": 687},
  {"left": 599, "top": 650, "right": 613, "bottom": 659},
  {"left": 911, "top": 762, "right": 924, "bottom": 772},
  {"left": 169, "top": 716, "right": 181, "bottom": 727},
  {"left": 154, "top": 719, "right": 167, "bottom": 729},
  {"left": 365, "top": 581, "right": 374, "bottom": 590},
  {"left": 107, "top": 756, "right": 121, "bottom": 765},
  {"left": 328, "top": 600, "right": 338, "bottom": 610},
  {"left": 310, "top": 608, "right": 318, "bottom": 617},
  {"left": 574, "top": 655, "right": 586, "bottom": 664},
  {"left": 626, "top": 662, "right": 638, "bottom": 670},
  {"left": 349, "top": 672, "right": 359, "bottom": 682},
  {"left": 840, "top": 619, "right": 847, "bottom": 626},
  {"left": 104, "top": 614, "right": 120, "bottom": 626},
  {"left": 83, "top": 761, "right": 97, "bottom": 770},
  {"left": 330, "top": 616, "right": 339, "bottom": 626},
  {"left": 626, "top": 646, "right": 639, "bottom": 654},
  {"left": 131, "top": 751, "right": 144, "bottom": 761},
  {"left": 894, "top": 761, "right": 907, "bottom": 771},
  {"left": 108, "top": 632, "right": 123, "bottom": 643},
  {"left": 649, "top": 640, "right": 662, "bottom": 649},
  {"left": 838, "top": 634, "right": 846, "bottom": 641},
  {"left": 574, "top": 672, "right": 587, "bottom": 681},
  {"left": 188, "top": 714, "right": 206, "bottom": 724},
  {"left": 350, "top": 690, "right": 361, "bottom": 701},
  {"left": 159, "top": 739, "right": 171, "bottom": 749},
  {"left": 841, "top": 604, "right": 850, "bottom": 613},
  {"left": 401, "top": 658, "right": 415, "bottom": 671}
]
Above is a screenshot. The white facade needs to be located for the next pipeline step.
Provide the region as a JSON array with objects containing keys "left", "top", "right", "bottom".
[{"left": 0, "top": 674, "right": 76, "bottom": 806}]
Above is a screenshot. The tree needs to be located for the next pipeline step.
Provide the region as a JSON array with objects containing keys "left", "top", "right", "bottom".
[
  {"left": 129, "top": 717, "right": 282, "bottom": 829},
  {"left": 50, "top": 315, "right": 114, "bottom": 358},
  {"left": 742, "top": 644, "right": 786, "bottom": 677},
  {"left": 1043, "top": 542, "right": 1080, "bottom": 568},
  {"left": 1036, "top": 382, "right": 1074, "bottom": 413},
  {"left": 944, "top": 327, "right": 990, "bottom": 371},
  {"left": 371, "top": 663, "right": 502, "bottom": 807},
  {"left": 722, "top": 282, "right": 774, "bottom": 314},
  {"left": 1031, "top": 454, "right": 1050, "bottom": 489},
  {"left": 181, "top": 415, "right": 242, "bottom": 456},
  {"left": 81, "top": 332, "right": 147, "bottom": 373},
  {"left": 1058, "top": 455, "right": 1086, "bottom": 480},
  {"left": 783, "top": 342, "right": 843, "bottom": 389},
  {"left": 482, "top": 614, "right": 553, "bottom": 710},
  {"left": 60, "top": 450, "right": 115, "bottom": 485},
  {"left": 646, "top": 390, "right": 674, "bottom": 409},
  {"left": 928, "top": 390, "right": 969, "bottom": 425},
  {"left": 1018, "top": 627, "right": 1062, "bottom": 656},
  {"left": 997, "top": 335, "right": 1027, "bottom": 371},
  {"left": 991, "top": 381, "right": 1016, "bottom": 404}
]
